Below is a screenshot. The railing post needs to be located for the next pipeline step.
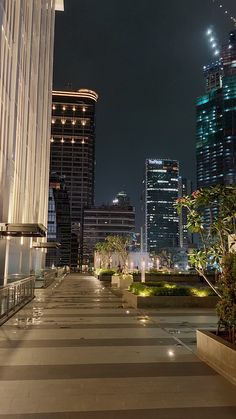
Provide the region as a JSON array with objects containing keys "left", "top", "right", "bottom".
[{"left": 0, "top": 276, "right": 35, "bottom": 325}]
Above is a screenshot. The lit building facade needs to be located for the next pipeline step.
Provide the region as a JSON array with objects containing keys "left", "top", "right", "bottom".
[
  {"left": 50, "top": 89, "right": 98, "bottom": 266},
  {"left": 83, "top": 201, "right": 135, "bottom": 266},
  {"left": 0, "top": 0, "right": 63, "bottom": 284},
  {"left": 144, "top": 159, "right": 179, "bottom": 253},
  {"left": 196, "top": 30, "right": 236, "bottom": 189},
  {"left": 46, "top": 173, "right": 71, "bottom": 268}
]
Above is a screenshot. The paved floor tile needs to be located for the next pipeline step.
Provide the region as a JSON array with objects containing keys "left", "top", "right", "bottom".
[{"left": 0, "top": 273, "right": 235, "bottom": 418}]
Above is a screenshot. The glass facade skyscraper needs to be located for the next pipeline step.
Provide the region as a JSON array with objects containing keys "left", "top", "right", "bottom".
[
  {"left": 144, "top": 159, "right": 179, "bottom": 253},
  {"left": 46, "top": 173, "right": 71, "bottom": 267},
  {"left": 50, "top": 89, "right": 98, "bottom": 266},
  {"left": 196, "top": 30, "right": 236, "bottom": 189}
]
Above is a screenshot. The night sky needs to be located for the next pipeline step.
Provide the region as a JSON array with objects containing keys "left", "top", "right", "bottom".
[{"left": 53, "top": 0, "right": 236, "bottom": 226}]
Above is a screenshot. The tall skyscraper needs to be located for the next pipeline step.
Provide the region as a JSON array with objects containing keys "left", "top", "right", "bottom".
[
  {"left": 144, "top": 159, "right": 179, "bottom": 253},
  {"left": 196, "top": 30, "right": 236, "bottom": 189},
  {"left": 0, "top": 0, "right": 63, "bottom": 285},
  {"left": 50, "top": 89, "right": 98, "bottom": 266},
  {"left": 46, "top": 173, "right": 71, "bottom": 268}
]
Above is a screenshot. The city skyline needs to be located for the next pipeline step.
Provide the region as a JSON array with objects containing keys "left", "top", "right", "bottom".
[{"left": 53, "top": 0, "right": 236, "bottom": 221}]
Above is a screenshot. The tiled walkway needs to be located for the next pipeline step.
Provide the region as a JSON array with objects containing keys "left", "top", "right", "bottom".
[{"left": 0, "top": 274, "right": 235, "bottom": 418}]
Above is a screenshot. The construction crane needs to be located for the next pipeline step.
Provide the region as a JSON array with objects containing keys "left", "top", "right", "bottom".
[{"left": 212, "top": 0, "right": 236, "bottom": 27}]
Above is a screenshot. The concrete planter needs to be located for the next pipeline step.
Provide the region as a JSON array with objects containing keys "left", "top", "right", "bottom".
[
  {"left": 197, "top": 330, "right": 236, "bottom": 385},
  {"left": 98, "top": 275, "right": 112, "bottom": 281},
  {"left": 111, "top": 275, "right": 133, "bottom": 290},
  {"left": 132, "top": 273, "right": 215, "bottom": 284},
  {"left": 122, "top": 290, "right": 219, "bottom": 309}
]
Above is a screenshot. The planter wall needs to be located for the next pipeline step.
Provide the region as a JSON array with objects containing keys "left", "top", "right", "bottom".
[
  {"left": 132, "top": 274, "right": 216, "bottom": 284},
  {"left": 98, "top": 275, "right": 112, "bottom": 281},
  {"left": 112, "top": 275, "right": 133, "bottom": 290},
  {"left": 197, "top": 330, "right": 236, "bottom": 386},
  {"left": 122, "top": 290, "right": 219, "bottom": 309}
]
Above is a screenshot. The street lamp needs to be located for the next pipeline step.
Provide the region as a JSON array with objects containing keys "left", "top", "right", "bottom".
[
  {"left": 141, "top": 258, "right": 145, "bottom": 283},
  {"left": 130, "top": 261, "right": 134, "bottom": 273}
]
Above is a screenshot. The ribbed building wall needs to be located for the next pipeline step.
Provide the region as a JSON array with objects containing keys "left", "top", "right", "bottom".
[{"left": 0, "top": 0, "right": 62, "bottom": 282}]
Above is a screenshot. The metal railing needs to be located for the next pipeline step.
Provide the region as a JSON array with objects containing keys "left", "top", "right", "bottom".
[
  {"left": 0, "top": 276, "right": 35, "bottom": 325},
  {"left": 35, "top": 267, "right": 66, "bottom": 288}
]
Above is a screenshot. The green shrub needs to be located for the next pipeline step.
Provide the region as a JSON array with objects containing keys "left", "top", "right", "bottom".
[
  {"left": 148, "top": 269, "right": 163, "bottom": 275},
  {"left": 129, "top": 282, "right": 214, "bottom": 297},
  {"left": 99, "top": 269, "right": 116, "bottom": 276},
  {"left": 144, "top": 281, "right": 166, "bottom": 287},
  {"left": 158, "top": 286, "right": 192, "bottom": 296}
]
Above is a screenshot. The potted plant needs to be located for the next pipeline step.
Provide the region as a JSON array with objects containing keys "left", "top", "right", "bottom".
[
  {"left": 103, "top": 235, "right": 133, "bottom": 288},
  {"left": 95, "top": 235, "right": 133, "bottom": 288},
  {"left": 176, "top": 185, "right": 236, "bottom": 384}
]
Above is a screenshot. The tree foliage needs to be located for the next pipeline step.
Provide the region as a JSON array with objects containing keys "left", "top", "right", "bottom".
[
  {"left": 95, "top": 235, "right": 131, "bottom": 272},
  {"left": 176, "top": 185, "right": 236, "bottom": 344}
]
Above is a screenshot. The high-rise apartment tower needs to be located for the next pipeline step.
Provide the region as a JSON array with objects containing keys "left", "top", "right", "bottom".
[
  {"left": 196, "top": 30, "right": 236, "bottom": 188},
  {"left": 50, "top": 89, "right": 98, "bottom": 266}
]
